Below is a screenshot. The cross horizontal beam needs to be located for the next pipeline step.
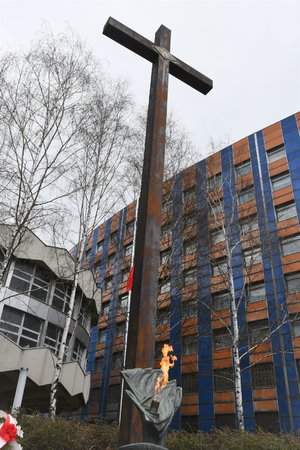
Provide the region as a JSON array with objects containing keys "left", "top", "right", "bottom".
[{"left": 103, "top": 17, "right": 213, "bottom": 94}]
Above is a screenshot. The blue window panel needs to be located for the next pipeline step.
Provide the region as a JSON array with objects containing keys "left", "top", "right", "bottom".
[
  {"left": 196, "top": 160, "right": 214, "bottom": 432},
  {"left": 89, "top": 226, "right": 100, "bottom": 268}
]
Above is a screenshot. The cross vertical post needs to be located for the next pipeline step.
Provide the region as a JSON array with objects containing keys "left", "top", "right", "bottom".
[{"left": 103, "top": 17, "right": 213, "bottom": 446}]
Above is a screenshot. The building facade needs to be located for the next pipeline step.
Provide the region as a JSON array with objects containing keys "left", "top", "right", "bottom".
[
  {"left": 0, "top": 225, "right": 101, "bottom": 412},
  {"left": 81, "top": 112, "right": 300, "bottom": 433}
]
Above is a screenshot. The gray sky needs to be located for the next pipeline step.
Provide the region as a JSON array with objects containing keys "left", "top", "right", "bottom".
[{"left": 1, "top": 0, "right": 299, "bottom": 158}]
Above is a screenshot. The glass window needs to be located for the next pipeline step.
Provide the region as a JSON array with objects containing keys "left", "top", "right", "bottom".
[
  {"left": 10, "top": 260, "right": 50, "bottom": 303},
  {"left": 93, "top": 358, "right": 103, "bottom": 373},
  {"left": 101, "top": 303, "right": 110, "bottom": 315},
  {"left": 182, "top": 335, "right": 198, "bottom": 355},
  {"left": 160, "top": 249, "right": 171, "bottom": 265},
  {"left": 183, "top": 213, "right": 197, "bottom": 226},
  {"left": 243, "top": 247, "right": 262, "bottom": 266},
  {"left": 209, "top": 173, "right": 222, "bottom": 190},
  {"left": 121, "top": 270, "right": 130, "bottom": 283},
  {"left": 215, "top": 414, "right": 236, "bottom": 429},
  {"left": 285, "top": 272, "right": 300, "bottom": 293},
  {"left": 106, "top": 253, "right": 116, "bottom": 267},
  {"left": 52, "top": 282, "right": 72, "bottom": 313},
  {"left": 0, "top": 305, "right": 42, "bottom": 348},
  {"left": 157, "top": 307, "right": 170, "bottom": 326},
  {"left": 108, "top": 384, "right": 121, "bottom": 404},
  {"left": 182, "top": 373, "right": 198, "bottom": 394},
  {"left": 126, "top": 220, "right": 135, "bottom": 235},
  {"left": 97, "top": 240, "right": 104, "bottom": 253},
  {"left": 267, "top": 145, "right": 286, "bottom": 163},
  {"left": 72, "top": 338, "right": 85, "bottom": 364},
  {"left": 209, "top": 200, "right": 223, "bottom": 216},
  {"left": 246, "top": 282, "right": 266, "bottom": 302},
  {"left": 182, "top": 300, "right": 197, "bottom": 318},
  {"left": 78, "top": 303, "right": 89, "bottom": 327},
  {"left": 115, "top": 322, "right": 126, "bottom": 338},
  {"left": 183, "top": 268, "right": 197, "bottom": 285},
  {"left": 238, "top": 186, "right": 255, "bottom": 204},
  {"left": 183, "top": 187, "right": 196, "bottom": 203},
  {"left": 276, "top": 202, "right": 297, "bottom": 222},
  {"left": 248, "top": 319, "right": 269, "bottom": 344},
  {"left": 183, "top": 239, "right": 197, "bottom": 256},
  {"left": 118, "top": 294, "right": 128, "bottom": 310},
  {"left": 98, "top": 329, "right": 106, "bottom": 344},
  {"left": 252, "top": 363, "right": 275, "bottom": 388},
  {"left": 235, "top": 160, "right": 252, "bottom": 177},
  {"left": 214, "top": 367, "right": 233, "bottom": 391},
  {"left": 291, "top": 317, "right": 300, "bottom": 337},
  {"left": 159, "top": 279, "right": 170, "bottom": 294},
  {"left": 281, "top": 234, "right": 300, "bottom": 256},
  {"left": 211, "top": 258, "right": 227, "bottom": 277},
  {"left": 271, "top": 172, "right": 291, "bottom": 191},
  {"left": 161, "top": 223, "right": 171, "bottom": 238},
  {"left": 110, "top": 231, "right": 118, "bottom": 245},
  {"left": 210, "top": 229, "right": 224, "bottom": 244},
  {"left": 104, "top": 276, "right": 113, "bottom": 290},
  {"left": 213, "top": 291, "right": 230, "bottom": 311},
  {"left": 240, "top": 215, "right": 259, "bottom": 234},
  {"left": 255, "top": 412, "right": 280, "bottom": 433},
  {"left": 124, "top": 244, "right": 133, "bottom": 258},
  {"left": 162, "top": 195, "right": 172, "bottom": 213},
  {"left": 112, "top": 351, "right": 123, "bottom": 369},
  {"left": 213, "top": 328, "right": 231, "bottom": 349},
  {"left": 44, "top": 324, "right": 63, "bottom": 355}
]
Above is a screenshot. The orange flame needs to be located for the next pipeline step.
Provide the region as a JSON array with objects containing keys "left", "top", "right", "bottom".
[{"left": 155, "top": 344, "right": 177, "bottom": 394}]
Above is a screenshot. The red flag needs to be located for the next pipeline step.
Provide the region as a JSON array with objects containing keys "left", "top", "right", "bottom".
[{"left": 126, "top": 266, "right": 134, "bottom": 291}]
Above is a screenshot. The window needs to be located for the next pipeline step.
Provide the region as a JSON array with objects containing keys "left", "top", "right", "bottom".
[
  {"left": 52, "top": 282, "right": 72, "bottom": 313},
  {"left": 106, "top": 253, "right": 115, "bottom": 267},
  {"left": 255, "top": 412, "right": 280, "bottom": 433},
  {"left": 72, "top": 338, "right": 85, "bottom": 364},
  {"left": 243, "top": 247, "right": 262, "bottom": 267},
  {"left": 214, "top": 367, "right": 233, "bottom": 391},
  {"left": 209, "top": 200, "right": 223, "bottom": 216},
  {"left": 183, "top": 213, "right": 197, "bottom": 226},
  {"left": 124, "top": 244, "right": 133, "bottom": 258},
  {"left": 248, "top": 319, "right": 269, "bottom": 344},
  {"left": 97, "top": 240, "right": 104, "bottom": 253},
  {"left": 104, "top": 276, "right": 113, "bottom": 290},
  {"left": 281, "top": 234, "right": 300, "bottom": 256},
  {"left": 183, "top": 268, "right": 197, "bottom": 285},
  {"left": 159, "top": 279, "right": 170, "bottom": 294},
  {"left": 78, "top": 303, "right": 89, "bottom": 327},
  {"left": 118, "top": 294, "right": 128, "bottom": 310},
  {"left": 160, "top": 249, "right": 171, "bottom": 265},
  {"left": 112, "top": 351, "right": 123, "bottom": 369},
  {"left": 183, "top": 187, "right": 196, "bottom": 203},
  {"left": 213, "top": 328, "right": 231, "bottom": 349},
  {"left": 267, "top": 145, "right": 286, "bottom": 163},
  {"left": 0, "top": 305, "right": 42, "bottom": 348},
  {"left": 246, "top": 282, "right": 266, "bottom": 302},
  {"left": 213, "top": 291, "right": 230, "bottom": 311},
  {"left": 238, "top": 186, "right": 255, "bottom": 204},
  {"left": 101, "top": 303, "right": 110, "bottom": 315},
  {"left": 209, "top": 173, "right": 222, "bottom": 190},
  {"left": 90, "top": 388, "right": 100, "bottom": 404},
  {"left": 115, "top": 322, "right": 126, "bottom": 338},
  {"left": 98, "top": 330, "right": 106, "bottom": 344},
  {"left": 181, "top": 415, "right": 199, "bottom": 431},
  {"left": 271, "top": 172, "right": 291, "bottom": 191},
  {"left": 210, "top": 229, "right": 223, "bottom": 245},
  {"left": 44, "top": 324, "right": 63, "bottom": 355},
  {"left": 182, "top": 300, "right": 197, "bottom": 318},
  {"left": 240, "top": 215, "right": 259, "bottom": 234},
  {"left": 162, "top": 195, "right": 172, "bottom": 213},
  {"left": 252, "top": 363, "right": 275, "bottom": 388},
  {"left": 276, "top": 202, "right": 297, "bottom": 222},
  {"left": 9, "top": 260, "right": 50, "bottom": 303},
  {"left": 183, "top": 239, "right": 197, "bottom": 256},
  {"left": 110, "top": 231, "right": 118, "bottom": 245},
  {"left": 182, "top": 373, "right": 198, "bottom": 395},
  {"left": 126, "top": 220, "right": 135, "bottom": 235},
  {"left": 235, "top": 160, "right": 252, "bottom": 177},
  {"left": 121, "top": 269, "right": 130, "bottom": 283},
  {"left": 93, "top": 358, "right": 104, "bottom": 373},
  {"left": 285, "top": 272, "right": 300, "bottom": 293},
  {"left": 157, "top": 307, "right": 170, "bottom": 326},
  {"left": 291, "top": 316, "right": 300, "bottom": 337},
  {"left": 215, "top": 414, "right": 236, "bottom": 429},
  {"left": 182, "top": 335, "right": 198, "bottom": 355},
  {"left": 161, "top": 223, "right": 171, "bottom": 238},
  {"left": 211, "top": 258, "right": 227, "bottom": 277},
  {"left": 108, "top": 384, "right": 121, "bottom": 404}
]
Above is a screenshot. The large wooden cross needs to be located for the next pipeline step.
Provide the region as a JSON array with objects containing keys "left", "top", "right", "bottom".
[{"left": 103, "top": 17, "right": 213, "bottom": 445}]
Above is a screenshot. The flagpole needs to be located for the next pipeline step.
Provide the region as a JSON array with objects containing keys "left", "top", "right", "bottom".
[{"left": 119, "top": 197, "right": 139, "bottom": 425}]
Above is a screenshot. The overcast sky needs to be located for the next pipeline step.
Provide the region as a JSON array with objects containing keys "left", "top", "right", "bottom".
[{"left": 0, "top": 0, "right": 299, "bottom": 158}]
